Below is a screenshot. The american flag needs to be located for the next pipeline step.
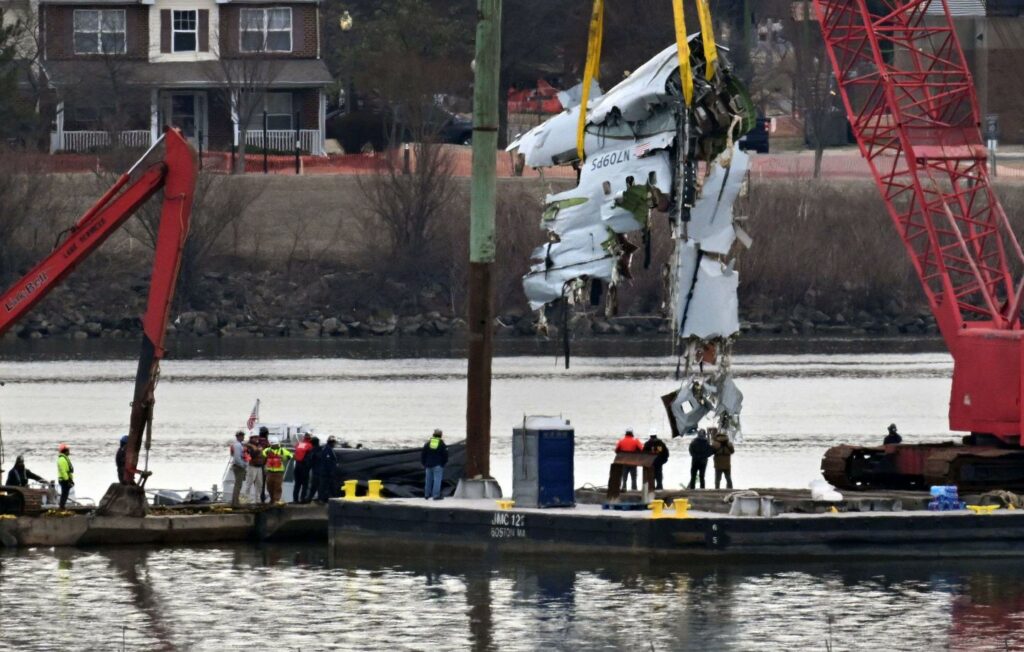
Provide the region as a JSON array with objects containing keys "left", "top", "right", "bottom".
[
  {"left": 633, "top": 142, "right": 652, "bottom": 158},
  {"left": 246, "top": 399, "right": 260, "bottom": 432}
]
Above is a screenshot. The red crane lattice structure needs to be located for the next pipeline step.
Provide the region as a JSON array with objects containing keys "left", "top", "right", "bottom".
[{"left": 812, "top": 0, "right": 1024, "bottom": 441}]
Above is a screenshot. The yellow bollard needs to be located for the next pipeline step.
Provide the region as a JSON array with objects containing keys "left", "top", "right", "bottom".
[
  {"left": 649, "top": 499, "right": 665, "bottom": 518},
  {"left": 342, "top": 480, "right": 358, "bottom": 500},
  {"left": 496, "top": 499, "right": 515, "bottom": 510},
  {"left": 672, "top": 498, "right": 690, "bottom": 519},
  {"left": 367, "top": 479, "right": 383, "bottom": 500},
  {"left": 966, "top": 504, "right": 1000, "bottom": 515}
]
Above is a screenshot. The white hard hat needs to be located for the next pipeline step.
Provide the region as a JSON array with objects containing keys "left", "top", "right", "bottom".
[{"left": 269, "top": 435, "right": 282, "bottom": 445}]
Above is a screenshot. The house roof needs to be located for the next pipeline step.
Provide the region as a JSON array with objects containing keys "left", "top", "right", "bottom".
[{"left": 43, "top": 59, "right": 334, "bottom": 89}]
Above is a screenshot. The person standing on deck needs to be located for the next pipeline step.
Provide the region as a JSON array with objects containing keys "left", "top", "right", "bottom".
[
  {"left": 421, "top": 429, "right": 448, "bottom": 500},
  {"left": 687, "top": 430, "right": 713, "bottom": 489},
  {"left": 316, "top": 436, "right": 339, "bottom": 503},
  {"left": 5, "top": 455, "right": 46, "bottom": 487},
  {"left": 643, "top": 431, "right": 670, "bottom": 491},
  {"left": 243, "top": 434, "right": 266, "bottom": 503},
  {"left": 262, "top": 436, "right": 294, "bottom": 504},
  {"left": 292, "top": 433, "right": 313, "bottom": 503},
  {"left": 615, "top": 429, "right": 644, "bottom": 491},
  {"left": 711, "top": 428, "right": 735, "bottom": 489},
  {"left": 305, "top": 436, "right": 322, "bottom": 503},
  {"left": 228, "top": 430, "right": 248, "bottom": 507},
  {"left": 56, "top": 444, "right": 74, "bottom": 509},
  {"left": 115, "top": 435, "right": 128, "bottom": 485},
  {"left": 883, "top": 423, "right": 902, "bottom": 445}
]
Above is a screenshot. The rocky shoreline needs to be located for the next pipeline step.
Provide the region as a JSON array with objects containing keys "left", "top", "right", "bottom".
[{"left": 3, "top": 302, "right": 938, "bottom": 341}]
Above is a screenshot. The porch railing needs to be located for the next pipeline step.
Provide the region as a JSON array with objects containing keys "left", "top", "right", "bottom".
[
  {"left": 245, "top": 129, "right": 323, "bottom": 156},
  {"left": 59, "top": 130, "right": 152, "bottom": 152}
]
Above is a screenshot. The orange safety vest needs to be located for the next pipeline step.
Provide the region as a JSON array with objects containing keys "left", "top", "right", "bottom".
[{"left": 262, "top": 446, "right": 293, "bottom": 473}]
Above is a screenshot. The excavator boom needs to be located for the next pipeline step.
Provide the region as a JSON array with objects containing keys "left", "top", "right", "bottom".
[{"left": 0, "top": 128, "right": 196, "bottom": 488}]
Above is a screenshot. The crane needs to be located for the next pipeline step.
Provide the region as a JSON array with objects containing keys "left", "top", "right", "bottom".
[
  {"left": 0, "top": 128, "right": 196, "bottom": 512},
  {"left": 812, "top": 0, "right": 1024, "bottom": 490}
]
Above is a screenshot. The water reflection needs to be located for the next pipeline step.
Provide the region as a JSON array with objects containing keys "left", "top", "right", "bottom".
[{"left": 3, "top": 544, "right": 1024, "bottom": 650}]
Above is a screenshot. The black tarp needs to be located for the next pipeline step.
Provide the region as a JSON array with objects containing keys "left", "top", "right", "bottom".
[{"left": 335, "top": 441, "right": 466, "bottom": 498}]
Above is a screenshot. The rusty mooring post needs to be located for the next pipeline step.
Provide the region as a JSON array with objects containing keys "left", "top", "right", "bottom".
[{"left": 463, "top": 0, "right": 502, "bottom": 493}]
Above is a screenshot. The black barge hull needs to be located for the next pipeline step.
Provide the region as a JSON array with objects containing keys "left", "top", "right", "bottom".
[{"left": 328, "top": 499, "right": 1024, "bottom": 559}]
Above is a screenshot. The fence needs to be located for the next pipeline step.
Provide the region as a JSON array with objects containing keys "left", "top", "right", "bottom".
[
  {"left": 244, "top": 129, "right": 323, "bottom": 156},
  {"left": 59, "top": 130, "right": 152, "bottom": 152}
]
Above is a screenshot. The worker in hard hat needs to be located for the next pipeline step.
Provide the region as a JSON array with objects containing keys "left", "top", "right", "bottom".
[
  {"left": 420, "top": 429, "right": 448, "bottom": 500},
  {"left": 56, "top": 444, "right": 75, "bottom": 509},
  {"left": 115, "top": 435, "right": 129, "bottom": 485},
  {"left": 5, "top": 455, "right": 46, "bottom": 487},
  {"left": 883, "top": 423, "right": 902, "bottom": 445},
  {"left": 642, "top": 430, "right": 670, "bottom": 491},
  {"left": 615, "top": 428, "right": 644, "bottom": 491},
  {"left": 711, "top": 428, "right": 735, "bottom": 489},
  {"left": 261, "top": 435, "right": 294, "bottom": 504}
]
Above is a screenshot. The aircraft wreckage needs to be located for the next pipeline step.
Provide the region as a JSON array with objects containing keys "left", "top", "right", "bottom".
[{"left": 508, "top": 25, "right": 755, "bottom": 443}]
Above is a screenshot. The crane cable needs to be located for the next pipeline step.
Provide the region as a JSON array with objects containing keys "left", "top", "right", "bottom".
[
  {"left": 576, "top": 0, "right": 604, "bottom": 162},
  {"left": 576, "top": 0, "right": 720, "bottom": 157}
]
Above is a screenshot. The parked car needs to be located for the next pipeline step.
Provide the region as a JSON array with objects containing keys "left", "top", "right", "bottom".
[
  {"left": 738, "top": 114, "right": 770, "bottom": 154},
  {"left": 326, "top": 104, "right": 472, "bottom": 153}
]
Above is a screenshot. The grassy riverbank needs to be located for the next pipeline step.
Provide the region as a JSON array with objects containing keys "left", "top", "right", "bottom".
[{"left": 4, "top": 173, "right": 1022, "bottom": 340}]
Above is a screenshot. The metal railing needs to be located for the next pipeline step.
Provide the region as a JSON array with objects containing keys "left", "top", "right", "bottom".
[
  {"left": 59, "top": 130, "right": 152, "bottom": 152},
  {"left": 245, "top": 129, "right": 322, "bottom": 155}
]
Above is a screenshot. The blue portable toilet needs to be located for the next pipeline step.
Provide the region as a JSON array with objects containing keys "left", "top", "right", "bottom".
[{"left": 512, "top": 416, "right": 575, "bottom": 508}]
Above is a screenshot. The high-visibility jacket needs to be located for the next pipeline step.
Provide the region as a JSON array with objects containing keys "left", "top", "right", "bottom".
[
  {"left": 615, "top": 436, "right": 644, "bottom": 453},
  {"left": 57, "top": 453, "right": 74, "bottom": 482},
  {"left": 262, "top": 446, "right": 294, "bottom": 473}
]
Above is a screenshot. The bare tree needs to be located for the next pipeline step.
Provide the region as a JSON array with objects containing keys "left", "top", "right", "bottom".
[
  {"left": 204, "top": 46, "right": 283, "bottom": 173},
  {"left": 0, "top": 150, "right": 62, "bottom": 283},
  {"left": 125, "top": 171, "right": 264, "bottom": 305}
]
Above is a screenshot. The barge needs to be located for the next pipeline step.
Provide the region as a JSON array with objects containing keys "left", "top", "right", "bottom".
[
  {"left": 0, "top": 503, "right": 326, "bottom": 547},
  {"left": 328, "top": 496, "right": 1024, "bottom": 560}
]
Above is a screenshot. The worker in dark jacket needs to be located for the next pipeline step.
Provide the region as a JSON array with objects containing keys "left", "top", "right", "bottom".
[
  {"left": 316, "top": 436, "right": 338, "bottom": 504},
  {"left": 305, "top": 436, "right": 322, "bottom": 503},
  {"left": 5, "top": 455, "right": 46, "bottom": 487},
  {"left": 883, "top": 423, "right": 902, "bottom": 445},
  {"left": 421, "top": 429, "right": 448, "bottom": 500},
  {"left": 711, "top": 428, "right": 735, "bottom": 489},
  {"left": 115, "top": 435, "right": 128, "bottom": 485},
  {"left": 687, "top": 430, "right": 714, "bottom": 489},
  {"left": 642, "top": 431, "right": 670, "bottom": 490}
]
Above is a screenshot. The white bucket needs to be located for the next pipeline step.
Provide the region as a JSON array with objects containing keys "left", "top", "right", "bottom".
[{"left": 729, "top": 495, "right": 760, "bottom": 516}]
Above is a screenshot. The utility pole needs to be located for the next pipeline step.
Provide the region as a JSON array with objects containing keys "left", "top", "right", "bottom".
[{"left": 464, "top": 0, "right": 502, "bottom": 491}]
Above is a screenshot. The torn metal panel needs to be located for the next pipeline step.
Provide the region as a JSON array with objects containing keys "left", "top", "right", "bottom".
[
  {"left": 556, "top": 79, "right": 602, "bottom": 110},
  {"left": 679, "top": 258, "right": 739, "bottom": 340},
  {"left": 686, "top": 144, "right": 750, "bottom": 255}
]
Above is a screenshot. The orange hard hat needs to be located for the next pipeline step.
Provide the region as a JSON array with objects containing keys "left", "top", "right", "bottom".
[{"left": 58, "top": 443, "right": 69, "bottom": 453}]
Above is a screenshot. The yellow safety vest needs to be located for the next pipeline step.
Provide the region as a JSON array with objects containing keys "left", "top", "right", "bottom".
[{"left": 262, "top": 446, "right": 294, "bottom": 473}]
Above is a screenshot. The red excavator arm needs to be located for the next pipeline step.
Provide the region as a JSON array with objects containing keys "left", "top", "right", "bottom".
[{"left": 0, "top": 128, "right": 196, "bottom": 485}]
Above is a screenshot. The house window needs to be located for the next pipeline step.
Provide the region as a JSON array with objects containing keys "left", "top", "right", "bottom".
[
  {"left": 249, "top": 93, "right": 292, "bottom": 130},
  {"left": 240, "top": 8, "right": 292, "bottom": 53},
  {"left": 172, "top": 10, "right": 198, "bottom": 52},
  {"left": 73, "top": 9, "right": 126, "bottom": 55}
]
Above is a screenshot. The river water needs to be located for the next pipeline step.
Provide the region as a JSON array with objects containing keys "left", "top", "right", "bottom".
[{"left": 3, "top": 337, "right": 1023, "bottom": 650}]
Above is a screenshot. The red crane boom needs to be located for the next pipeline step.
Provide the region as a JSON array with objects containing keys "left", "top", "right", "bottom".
[
  {"left": 813, "top": 0, "right": 1024, "bottom": 489},
  {"left": 0, "top": 128, "right": 196, "bottom": 494}
]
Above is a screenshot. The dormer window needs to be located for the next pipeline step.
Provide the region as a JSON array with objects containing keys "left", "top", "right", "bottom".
[
  {"left": 73, "top": 9, "right": 126, "bottom": 55},
  {"left": 240, "top": 8, "right": 292, "bottom": 53},
  {"left": 173, "top": 10, "right": 198, "bottom": 52}
]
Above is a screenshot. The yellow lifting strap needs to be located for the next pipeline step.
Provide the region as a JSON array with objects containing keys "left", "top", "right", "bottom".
[
  {"left": 671, "top": 0, "right": 694, "bottom": 107},
  {"left": 576, "top": 0, "right": 604, "bottom": 162},
  {"left": 697, "top": 0, "right": 718, "bottom": 80}
]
